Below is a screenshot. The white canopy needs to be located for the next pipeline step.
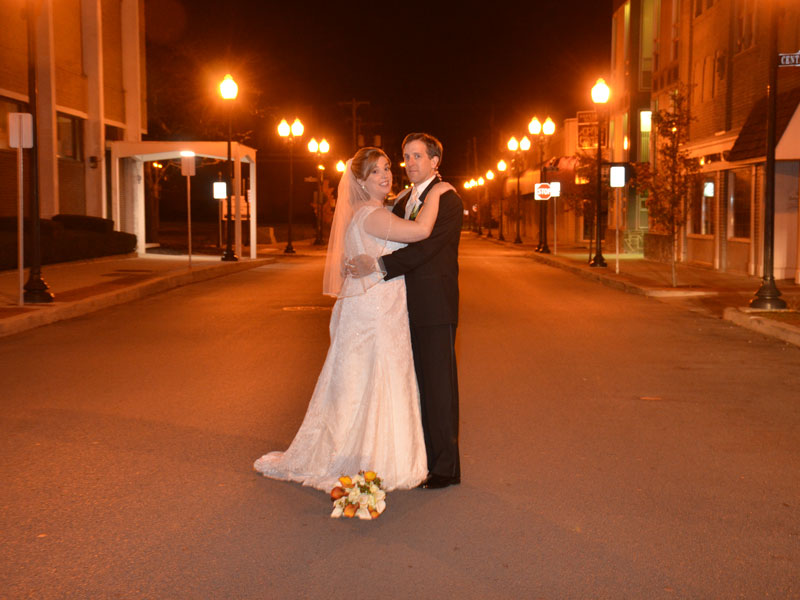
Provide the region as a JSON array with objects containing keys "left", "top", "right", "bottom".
[{"left": 108, "top": 140, "right": 258, "bottom": 258}]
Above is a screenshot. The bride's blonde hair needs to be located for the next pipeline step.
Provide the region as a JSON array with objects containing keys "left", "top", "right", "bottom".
[{"left": 351, "top": 147, "right": 390, "bottom": 183}]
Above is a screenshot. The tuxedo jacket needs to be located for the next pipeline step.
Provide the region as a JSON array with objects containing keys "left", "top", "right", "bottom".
[{"left": 382, "top": 177, "right": 463, "bottom": 327}]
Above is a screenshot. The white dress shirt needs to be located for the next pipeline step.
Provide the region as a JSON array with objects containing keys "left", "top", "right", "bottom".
[{"left": 405, "top": 174, "right": 437, "bottom": 220}]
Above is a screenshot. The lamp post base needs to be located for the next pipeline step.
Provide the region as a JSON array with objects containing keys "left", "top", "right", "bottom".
[
  {"left": 514, "top": 236, "right": 522, "bottom": 244},
  {"left": 24, "top": 275, "right": 54, "bottom": 304},
  {"left": 589, "top": 253, "right": 607, "bottom": 267},
  {"left": 284, "top": 242, "right": 296, "bottom": 254},
  {"left": 221, "top": 250, "right": 238, "bottom": 262},
  {"left": 750, "top": 279, "right": 787, "bottom": 310},
  {"left": 539, "top": 242, "right": 550, "bottom": 254}
]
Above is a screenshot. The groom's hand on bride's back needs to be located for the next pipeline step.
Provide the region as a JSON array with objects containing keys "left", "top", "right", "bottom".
[{"left": 346, "top": 254, "right": 382, "bottom": 279}]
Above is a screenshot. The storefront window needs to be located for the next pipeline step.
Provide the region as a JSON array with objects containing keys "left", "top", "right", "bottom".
[
  {"left": 728, "top": 168, "right": 751, "bottom": 239},
  {"left": 690, "top": 176, "right": 714, "bottom": 235}
]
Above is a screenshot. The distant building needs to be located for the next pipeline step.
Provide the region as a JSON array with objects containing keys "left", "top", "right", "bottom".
[
  {"left": 0, "top": 0, "right": 146, "bottom": 224},
  {"left": 610, "top": 0, "right": 800, "bottom": 281}
]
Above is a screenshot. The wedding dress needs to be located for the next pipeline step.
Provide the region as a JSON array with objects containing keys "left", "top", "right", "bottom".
[{"left": 254, "top": 205, "right": 428, "bottom": 492}]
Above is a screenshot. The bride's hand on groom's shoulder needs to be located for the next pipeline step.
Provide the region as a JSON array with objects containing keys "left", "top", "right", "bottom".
[{"left": 432, "top": 181, "right": 455, "bottom": 195}]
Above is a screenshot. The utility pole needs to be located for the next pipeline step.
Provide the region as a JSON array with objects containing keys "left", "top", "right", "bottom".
[{"left": 338, "top": 98, "right": 370, "bottom": 153}]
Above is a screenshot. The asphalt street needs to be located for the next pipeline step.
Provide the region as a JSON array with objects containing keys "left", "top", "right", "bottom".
[{"left": 1, "top": 236, "right": 799, "bottom": 599}]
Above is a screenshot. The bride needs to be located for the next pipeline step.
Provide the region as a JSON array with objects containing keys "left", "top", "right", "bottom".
[{"left": 254, "top": 147, "right": 453, "bottom": 491}]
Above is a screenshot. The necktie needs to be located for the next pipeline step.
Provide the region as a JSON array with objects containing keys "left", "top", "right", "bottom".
[{"left": 408, "top": 190, "right": 421, "bottom": 221}]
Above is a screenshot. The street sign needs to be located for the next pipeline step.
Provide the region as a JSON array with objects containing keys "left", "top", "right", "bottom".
[
  {"left": 213, "top": 181, "right": 227, "bottom": 199},
  {"left": 303, "top": 176, "right": 317, "bottom": 183},
  {"left": 549, "top": 181, "right": 561, "bottom": 197},
  {"left": 534, "top": 183, "right": 551, "bottom": 200},
  {"left": 577, "top": 110, "right": 598, "bottom": 149},
  {"left": 609, "top": 165, "right": 626, "bottom": 188},
  {"left": 779, "top": 50, "right": 800, "bottom": 67}
]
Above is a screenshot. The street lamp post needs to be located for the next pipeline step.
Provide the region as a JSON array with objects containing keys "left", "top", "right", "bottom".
[
  {"left": 507, "top": 136, "right": 531, "bottom": 244},
  {"left": 529, "top": 117, "right": 556, "bottom": 253},
  {"left": 23, "top": 0, "right": 53, "bottom": 303},
  {"left": 308, "top": 138, "right": 330, "bottom": 245},
  {"left": 476, "top": 176, "right": 485, "bottom": 235},
  {"left": 485, "top": 170, "right": 495, "bottom": 238},
  {"left": 219, "top": 74, "right": 238, "bottom": 262},
  {"left": 497, "top": 160, "right": 507, "bottom": 240},
  {"left": 750, "top": 1, "right": 787, "bottom": 309},
  {"left": 590, "top": 78, "right": 609, "bottom": 267},
  {"left": 278, "top": 118, "right": 304, "bottom": 254}
]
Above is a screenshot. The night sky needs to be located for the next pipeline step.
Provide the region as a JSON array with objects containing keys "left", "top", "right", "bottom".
[{"left": 145, "top": 0, "right": 612, "bottom": 218}]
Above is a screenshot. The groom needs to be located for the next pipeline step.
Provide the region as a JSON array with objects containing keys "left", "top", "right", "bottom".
[{"left": 354, "top": 132, "right": 463, "bottom": 489}]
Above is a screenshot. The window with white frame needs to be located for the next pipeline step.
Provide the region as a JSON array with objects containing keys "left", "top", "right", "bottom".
[
  {"left": 728, "top": 168, "right": 751, "bottom": 239},
  {"left": 690, "top": 175, "right": 714, "bottom": 235}
]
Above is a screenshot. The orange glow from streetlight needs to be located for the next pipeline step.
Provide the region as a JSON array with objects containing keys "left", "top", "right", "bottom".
[
  {"left": 219, "top": 74, "right": 238, "bottom": 100},
  {"left": 591, "top": 78, "right": 610, "bottom": 105}
]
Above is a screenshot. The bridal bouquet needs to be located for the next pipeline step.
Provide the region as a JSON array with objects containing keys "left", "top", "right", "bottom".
[{"left": 330, "top": 471, "right": 387, "bottom": 520}]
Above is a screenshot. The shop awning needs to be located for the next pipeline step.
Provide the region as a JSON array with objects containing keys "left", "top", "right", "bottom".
[{"left": 727, "top": 86, "right": 800, "bottom": 162}]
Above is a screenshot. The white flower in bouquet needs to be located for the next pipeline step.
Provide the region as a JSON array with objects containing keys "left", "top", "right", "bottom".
[{"left": 329, "top": 470, "right": 387, "bottom": 520}]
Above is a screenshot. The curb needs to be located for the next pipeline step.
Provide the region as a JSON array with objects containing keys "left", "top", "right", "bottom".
[
  {"left": 722, "top": 307, "right": 800, "bottom": 348},
  {"left": 522, "top": 251, "right": 717, "bottom": 298},
  {"left": 492, "top": 237, "right": 800, "bottom": 347},
  {"left": 0, "top": 257, "right": 275, "bottom": 338}
]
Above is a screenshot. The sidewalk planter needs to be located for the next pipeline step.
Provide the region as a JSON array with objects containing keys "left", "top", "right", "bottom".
[{"left": 643, "top": 232, "right": 673, "bottom": 263}]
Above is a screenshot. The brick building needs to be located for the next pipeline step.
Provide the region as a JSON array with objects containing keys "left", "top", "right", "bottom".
[
  {"left": 0, "top": 0, "right": 146, "bottom": 223},
  {"left": 610, "top": 0, "right": 800, "bottom": 282}
]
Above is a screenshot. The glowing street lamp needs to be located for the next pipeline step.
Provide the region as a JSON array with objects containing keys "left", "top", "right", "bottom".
[
  {"left": 590, "top": 78, "right": 610, "bottom": 267},
  {"left": 219, "top": 73, "right": 238, "bottom": 261},
  {"left": 336, "top": 160, "right": 346, "bottom": 173},
  {"left": 278, "top": 118, "right": 304, "bottom": 254},
  {"left": 529, "top": 116, "right": 556, "bottom": 253},
  {"left": 507, "top": 135, "right": 531, "bottom": 244}
]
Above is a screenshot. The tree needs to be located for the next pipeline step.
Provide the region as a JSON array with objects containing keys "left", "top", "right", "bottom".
[{"left": 635, "top": 86, "right": 699, "bottom": 287}]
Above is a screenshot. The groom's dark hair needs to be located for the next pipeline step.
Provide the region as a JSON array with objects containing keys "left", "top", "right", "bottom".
[{"left": 402, "top": 132, "right": 443, "bottom": 168}]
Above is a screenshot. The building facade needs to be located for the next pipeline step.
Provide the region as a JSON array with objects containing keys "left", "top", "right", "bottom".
[
  {"left": 0, "top": 0, "right": 146, "bottom": 223},
  {"left": 621, "top": 0, "right": 800, "bottom": 280}
]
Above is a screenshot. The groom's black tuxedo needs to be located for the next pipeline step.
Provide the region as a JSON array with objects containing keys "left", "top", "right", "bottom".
[
  {"left": 382, "top": 176, "right": 463, "bottom": 482},
  {"left": 385, "top": 178, "right": 461, "bottom": 326}
]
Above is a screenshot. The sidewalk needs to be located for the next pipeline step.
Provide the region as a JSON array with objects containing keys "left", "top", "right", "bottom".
[
  {"left": 0, "top": 242, "right": 297, "bottom": 338},
  {"left": 480, "top": 233, "right": 800, "bottom": 348}
]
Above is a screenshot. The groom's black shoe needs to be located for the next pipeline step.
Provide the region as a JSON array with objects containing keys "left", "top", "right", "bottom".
[{"left": 419, "top": 474, "right": 460, "bottom": 489}]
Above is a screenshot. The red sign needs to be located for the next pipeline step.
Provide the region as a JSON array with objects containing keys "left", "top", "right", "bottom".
[{"left": 534, "top": 183, "right": 551, "bottom": 200}]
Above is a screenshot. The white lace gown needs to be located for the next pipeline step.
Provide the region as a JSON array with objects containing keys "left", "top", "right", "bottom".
[{"left": 254, "top": 206, "right": 428, "bottom": 492}]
